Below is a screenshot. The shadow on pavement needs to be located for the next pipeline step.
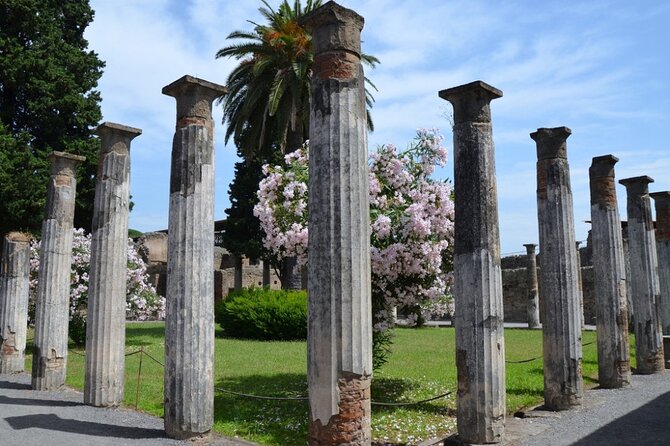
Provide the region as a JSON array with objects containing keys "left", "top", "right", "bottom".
[
  {"left": 0, "top": 395, "right": 81, "bottom": 407},
  {"left": 4, "top": 413, "right": 168, "bottom": 439},
  {"left": 0, "top": 379, "right": 31, "bottom": 391},
  {"left": 571, "top": 390, "right": 670, "bottom": 446}
]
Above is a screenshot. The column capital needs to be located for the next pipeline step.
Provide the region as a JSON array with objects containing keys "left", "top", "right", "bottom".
[
  {"left": 650, "top": 191, "right": 670, "bottom": 206},
  {"left": 162, "top": 75, "right": 227, "bottom": 124},
  {"left": 523, "top": 243, "right": 537, "bottom": 253},
  {"left": 439, "top": 81, "right": 503, "bottom": 124},
  {"left": 619, "top": 176, "right": 654, "bottom": 195},
  {"left": 5, "top": 231, "right": 31, "bottom": 244},
  {"left": 590, "top": 155, "right": 619, "bottom": 178},
  {"left": 531, "top": 127, "right": 572, "bottom": 160},
  {"left": 300, "top": 1, "right": 363, "bottom": 54},
  {"left": 590, "top": 155, "right": 619, "bottom": 207},
  {"left": 95, "top": 122, "right": 142, "bottom": 155},
  {"left": 49, "top": 151, "right": 86, "bottom": 177}
]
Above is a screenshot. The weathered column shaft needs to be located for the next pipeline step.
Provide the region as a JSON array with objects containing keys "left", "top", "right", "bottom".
[
  {"left": 440, "top": 81, "right": 506, "bottom": 444},
  {"left": 576, "top": 242, "right": 585, "bottom": 328},
  {"left": 0, "top": 232, "right": 31, "bottom": 373},
  {"left": 588, "top": 155, "right": 631, "bottom": 388},
  {"left": 262, "top": 261, "right": 271, "bottom": 288},
  {"left": 84, "top": 122, "right": 140, "bottom": 406},
  {"left": 234, "top": 255, "right": 243, "bottom": 291},
  {"left": 32, "top": 151, "right": 85, "bottom": 390},
  {"left": 163, "top": 75, "right": 226, "bottom": 439},
  {"left": 650, "top": 191, "right": 670, "bottom": 335},
  {"left": 620, "top": 176, "right": 664, "bottom": 373},
  {"left": 532, "top": 127, "right": 583, "bottom": 410},
  {"left": 301, "top": 3, "right": 372, "bottom": 444},
  {"left": 524, "top": 244, "right": 540, "bottom": 329}
]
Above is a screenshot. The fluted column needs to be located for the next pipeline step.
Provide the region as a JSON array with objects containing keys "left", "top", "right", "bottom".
[
  {"left": 524, "top": 244, "right": 541, "bottom": 329},
  {"left": 439, "top": 81, "right": 506, "bottom": 444},
  {"left": 0, "top": 232, "right": 31, "bottom": 373},
  {"left": 84, "top": 122, "right": 140, "bottom": 406},
  {"left": 163, "top": 75, "right": 226, "bottom": 438},
  {"left": 301, "top": 3, "right": 372, "bottom": 444},
  {"left": 532, "top": 127, "right": 583, "bottom": 410},
  {"left": 32, "top": 151, "right": 85, "bottom": 390},
  {"left": 576, "top": 241, "right": 585, "bottom": 328},
  {"left": 589, "top": 155, "right": 631, "bottom": 388},
  {"left": 650, "top": 191, "right": 670, "bottom": 335},
  {"left": 619, "top": 176, "right": 664, "bottom": 374}
]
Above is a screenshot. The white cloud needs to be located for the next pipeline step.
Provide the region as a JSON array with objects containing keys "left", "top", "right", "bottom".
[{"left": 82, "top": 0, "right": 670, "bottom": 251}]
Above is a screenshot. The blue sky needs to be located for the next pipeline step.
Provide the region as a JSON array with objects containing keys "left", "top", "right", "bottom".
[{"left": 85, "top": 0, "right": 670, "bottom": 254}]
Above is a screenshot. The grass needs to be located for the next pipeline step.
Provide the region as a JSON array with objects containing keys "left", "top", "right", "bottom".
[{"left": 23, "top": 324, "right": 635, "bottom": 446}]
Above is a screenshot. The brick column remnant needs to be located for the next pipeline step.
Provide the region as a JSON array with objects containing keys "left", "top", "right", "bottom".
[
  {"left": 524, "top": 244, "right": 541, "bottom": 329},
  {"left": 300, "top": 3, "right": 373, "bottom": 444},
  {"left": 650, "top": 191, "right": 670, "bottom": 335},
  {"left": 0, "top": 232, "right": 31, "bottom": 373},
  {"left": 162, "top": 75, "right": 226, "bottom": 438},
  {"left": 619, "top": 176, "right": 664, "bottom": 373},
  {"left": 589, "top": 155, "right": 631, "bottom": 388},
  {"left": 32, "top": 151, "right": 85, "bottom": 390},
  {"left": 84, "top": 122, "right": 141, "bottom": 407},
  {"left": 439, "top": 81, "right": 506, "bottom": 444},
  {"left": 531, "top": 127, "right": 583, "bottom": 410}
]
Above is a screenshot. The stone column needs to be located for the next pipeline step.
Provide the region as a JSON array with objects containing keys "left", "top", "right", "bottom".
[
  {"left": 262, "top": 261, "right": 271, "bottom": 288},
  {"left": 440, "top": 81, "right": 505, "bottom": 444},
  {"left": 619, "top": 176, "right": 664, "bottom": 374},
  {"left": 532, "top": 127, "right": 583, "bottom": 410},
  {"left": 162, "top": 75, "right": 226, "bottom": 438},
  {"left": 0, "top": 232, "right": 31, "bottom": 373},
  {"left": 622, "top": 228, "right": 634, "bottom": 327},
  {"left": 575, "top": 242, "right": 585, "bottom": 327},
  {"left": 32, "top": 151, "right": 85, "bottom": 390},
  {"left": 233, "top": 255, "right": 243, "bottom": 291},
  {"left": 588, "top": 155, "right": 631, "bottom": 388},
  {"left": 650, "top": 191, "right": 670, "bottom": 335},
  {"left": 524, "top": 244, "right": 541, "bottom": 329},
  {"left": 84, "top": 122, "right": 140, "bottom": 407},
  {"left": 301, "top": 3, "right": 373, "bottom": 444}
]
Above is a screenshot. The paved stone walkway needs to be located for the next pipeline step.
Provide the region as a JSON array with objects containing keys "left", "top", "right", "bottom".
[
  {"left": 505, "top": 371, "right": 670, "bottom": 446},
  {"left": 3, "top": 367, "right": 669, "bottom": 445},
  {"left": 0, "top": 373, "right": 256, "bottom": 446}
]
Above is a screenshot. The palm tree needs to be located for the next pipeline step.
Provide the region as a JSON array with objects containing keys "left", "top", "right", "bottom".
[
  {"left": 216, "top": 0, "right": 378, "bottom": 158},
  {"left": 216, "top": 0, "right": 378, "bottom": 289}
]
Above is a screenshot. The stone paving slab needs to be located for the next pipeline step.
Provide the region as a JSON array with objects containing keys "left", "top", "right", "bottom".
[
  {"left": 0, "top": 373, "right": 256, "bottom": 446},
  {"left": 506, "top": 371, "right": 670, "bottom": 446}
]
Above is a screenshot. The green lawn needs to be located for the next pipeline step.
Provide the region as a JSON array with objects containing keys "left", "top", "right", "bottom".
[{"left": 24, "top": 324, "right": 633, "bottom": 445}]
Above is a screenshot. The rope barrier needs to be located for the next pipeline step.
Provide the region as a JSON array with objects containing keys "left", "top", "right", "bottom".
[
  {"left": 72, "top": 340, "right": 607, "bottom": 407},
  {"left": 505, "top": 340, "right": 596, "bottom": 364},
  {"left": 135, "top": 346, "right": 144, "bottom": 409},
  {"left": 506, "top": 356, "right": 540, "bottom": 364},
  {"left": 371, "top": 391, "right": 452, "bottom": 407},
  {"left": 215, "top": 387, "right": 308, "bottom": 401}
]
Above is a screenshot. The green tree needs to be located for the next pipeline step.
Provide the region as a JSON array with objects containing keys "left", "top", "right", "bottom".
[
  {"left": 0, "top": 0, "right": 104, "bottom": 236},
  {"left": 221, "top": 152, "right": 267, "bottom": 261},
  {"left": 216, "top": 0, "right": 378, "bottom": 288}
]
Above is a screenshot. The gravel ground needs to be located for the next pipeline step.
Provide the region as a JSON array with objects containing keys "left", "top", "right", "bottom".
[
  {"left": 0, "top": 373, "right": 256, "bottom": 446},
  {"left": 509, "top": 371, "right": 670, "bottom": 446}
]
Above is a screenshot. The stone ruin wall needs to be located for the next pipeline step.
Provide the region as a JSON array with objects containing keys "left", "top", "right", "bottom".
[
  {"left": 501, "top": 248, "right": 596, "bottom": 325},
  {"left": 135, "top": 230, "right": 599, "bottom": 323},
  {"left": 135, "top": 231, "right": 281, "bottom": 304}
]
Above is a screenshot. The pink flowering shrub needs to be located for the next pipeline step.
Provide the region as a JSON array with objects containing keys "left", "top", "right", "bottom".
[
  {"left": 254, "top": 129, "right": 455, "bottom": 367},
  {"left": 29, "top": 228, "right": 165, "bottom": 342}
]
